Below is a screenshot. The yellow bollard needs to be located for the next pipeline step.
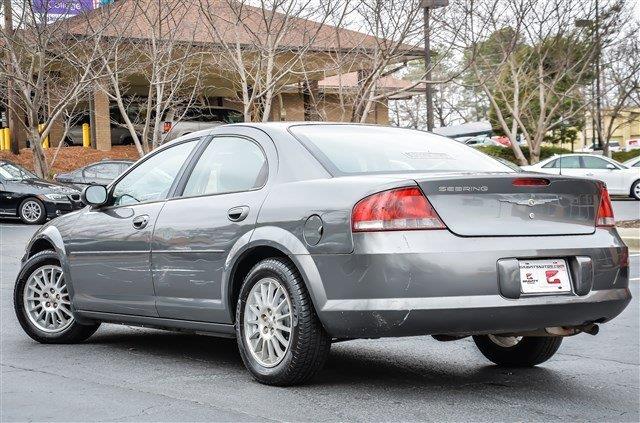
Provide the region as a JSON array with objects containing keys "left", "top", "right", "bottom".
[
  {"left": 0, "top": 128, "right": 5, "bottom": 151},
  {"left": 82, "top": 123, "right": 91, "bottom": 148},
  {"left": 38, "top": 123, "right": 49, "bottom": 149},
  {"left": 3, "top": 128, "right": 10, "bottom": 151}
]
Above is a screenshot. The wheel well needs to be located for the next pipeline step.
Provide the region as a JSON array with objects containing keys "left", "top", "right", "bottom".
[
  {"left": 631, "top": 179, "right": 640, "bottom": 195},
  {"left": 28, "top": 238, "right": 55, "bottom": 258},
  {"left": 228, "top": 245, "right": 289, "bottom": 320}
]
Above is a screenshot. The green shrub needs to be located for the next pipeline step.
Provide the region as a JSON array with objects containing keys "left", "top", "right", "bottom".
[
  {"left": 612, "top": 150, "right": 640, "bottom": 163},
  {"left": 476, "top": 146, "right": 572, "bottom": 164}
]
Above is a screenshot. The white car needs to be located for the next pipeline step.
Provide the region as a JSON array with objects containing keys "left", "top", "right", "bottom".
[
  {"left": 522, "top": 154, "right": 640, "bottom": 200},
  {"left": 623, "top": 156, "right": 640, "bottom": 168}
]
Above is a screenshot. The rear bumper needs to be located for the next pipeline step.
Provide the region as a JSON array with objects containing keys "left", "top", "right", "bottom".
[{"left": 308, "top": 229, "right": 631, "bottom": 338}]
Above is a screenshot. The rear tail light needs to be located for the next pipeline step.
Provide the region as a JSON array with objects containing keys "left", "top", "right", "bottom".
[
  {"left": 596, "top": 184, "right": 615, "bottom": 227},
  {"left": 163, "top": 122, "right": 172, "bottom": 133},
  {"left": 512, "top": 177, "right": 550, "bottom": 186},
  {"left": 352, "top": 187, "right": 446, "bottom": 232}
]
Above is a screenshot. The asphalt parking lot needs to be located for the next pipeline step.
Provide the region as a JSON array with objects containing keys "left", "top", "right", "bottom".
[{"left": 1, "top": 203, "right": 638, "bottom": 422}]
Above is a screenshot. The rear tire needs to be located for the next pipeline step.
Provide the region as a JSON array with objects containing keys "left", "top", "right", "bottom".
[
  {"left": 235, "top": 257, "right": 331, "bottom": 386},
  {"left": 631, "top": 180, "right": 640, "bottom": 200},
  {"left": 473, "top": 334, "right": 562, "bottom": 367},
  {"left": 14, "top": 250, "right": 100, "bottom": 344}
]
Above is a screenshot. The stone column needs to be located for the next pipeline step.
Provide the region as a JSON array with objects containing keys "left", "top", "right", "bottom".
[
  {"left": 302, "top": 80, "right": 321, "bottom": 121},
  {"left": 93, "top": 85, "right": 111, "bottom": 151}
]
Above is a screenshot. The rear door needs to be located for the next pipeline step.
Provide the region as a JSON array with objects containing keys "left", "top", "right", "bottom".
[{"left": 151, "top": 129, "right": 275, "bottom": 323}]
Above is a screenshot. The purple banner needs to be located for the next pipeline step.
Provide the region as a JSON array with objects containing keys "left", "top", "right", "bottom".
[{"left": 33, "top": 0, "right": 95, "bottom": 15}]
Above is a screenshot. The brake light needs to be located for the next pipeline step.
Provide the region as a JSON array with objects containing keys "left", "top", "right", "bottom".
[
  {"left": 596, "top": 184, "right": 615, "bottom": 227},
  {"left": 163, "top": 122, "right": 172, "bottom": 133},
  {"left": 512, "top": 177, "right": 550, "bottom": 186},
  {"left": 352, "top": 187, "right": 446, "bottom": 232}
]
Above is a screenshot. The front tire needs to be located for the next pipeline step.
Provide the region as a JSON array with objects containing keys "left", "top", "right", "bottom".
[
  {"left": 14, "top": 250, "right": 100, "bottom": 344},
  {"left": 19, "top": 198, "right": 46, "bottom": 224},
  {"left": 473, "top": 334, "right": 562, "bottom": 367},
  {"left": 235, "top": 257, "right": 331, "bottom": 386}
]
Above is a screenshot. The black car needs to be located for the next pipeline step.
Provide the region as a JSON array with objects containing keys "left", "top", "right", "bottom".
[
  {"left": 54, "top": 160, "right": 133, "bottom": 189},
  {"left": 0, "top": 160, "right": 83, "bottom": 224}
]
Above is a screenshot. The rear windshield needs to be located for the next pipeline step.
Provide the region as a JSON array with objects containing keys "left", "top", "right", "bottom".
[{"left": 289, "top": 125, "right": 515, "bottom": 175}]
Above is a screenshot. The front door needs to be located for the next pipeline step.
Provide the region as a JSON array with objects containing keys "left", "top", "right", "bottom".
[
  {"left": 66, "top": 139, "right": 199, "bottom": 316},
  {"left": 151, "top": 133, "right": 274, "bottom": 323}
]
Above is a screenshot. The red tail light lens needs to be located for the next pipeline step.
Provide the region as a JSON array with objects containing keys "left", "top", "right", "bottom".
[
  {"left": 163, "top": 122, "right": 172, "bottom": 133},
  {"left": 596, "top": 184, "right": 615, "bottom": 227},
  {"left": 352, "top": 187, "right": 446, "bottom": 232},
  {"left": 512, "top": 178, "right": 550, "bottom": 186}
]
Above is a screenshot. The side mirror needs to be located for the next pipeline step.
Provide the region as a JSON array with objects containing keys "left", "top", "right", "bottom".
[
  {"left": 81, "top": 185, "right": 108, "bottom": 207},
  {"left": 606, "top": 163, "right": 616, "bottom": 170}
]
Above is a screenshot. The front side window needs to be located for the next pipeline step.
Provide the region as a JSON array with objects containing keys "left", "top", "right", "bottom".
[
  {"left": 582, "top": 156, "right": 613, "bottom": 169},
  {"left": 290, "top": 125, "right": 514, "bottom": 175},
  {"left": 112, "top": 140, "right": 197, "bottom": 206},
  {"left": 182, "top": 137, "right": 267, "bottom": 197}
]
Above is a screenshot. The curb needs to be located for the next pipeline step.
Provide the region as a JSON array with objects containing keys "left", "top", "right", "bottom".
[{"left": 618, "top": 228, "right": 640, "bottom": 253}]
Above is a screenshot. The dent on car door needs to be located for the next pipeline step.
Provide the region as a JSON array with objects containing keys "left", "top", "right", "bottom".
[
  {"left": 151, "top": 134, "right": 273, "bottom": 323},
  {"left": 65, "top": 140, "right": 199, "bottom": 316}
]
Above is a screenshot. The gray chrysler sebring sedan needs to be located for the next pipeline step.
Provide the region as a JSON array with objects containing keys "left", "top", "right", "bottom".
[{"left": 14, "top": 123, "right": 631, "bottom": 385}]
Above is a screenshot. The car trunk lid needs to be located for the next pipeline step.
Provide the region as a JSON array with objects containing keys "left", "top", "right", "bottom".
[{"left": 416, "top": 174, "right": 600, "bottom": 236}]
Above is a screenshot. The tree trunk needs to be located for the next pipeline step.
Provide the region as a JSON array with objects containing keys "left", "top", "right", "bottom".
[{"left": 29, "top": 127, "right": 49, "bottom": 178}]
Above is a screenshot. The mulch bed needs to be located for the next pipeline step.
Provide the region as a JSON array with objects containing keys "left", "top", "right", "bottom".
[{"left": 0, "top": 146, "right": 140, "bottom": 177}]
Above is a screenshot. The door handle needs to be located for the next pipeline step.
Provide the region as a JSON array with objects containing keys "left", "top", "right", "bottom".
[
  {"left": 228, "top": 206, "right": 249, "bottom": 222},
  {"left": 132, "top": 214, "right": 149, "bottom": 230}
]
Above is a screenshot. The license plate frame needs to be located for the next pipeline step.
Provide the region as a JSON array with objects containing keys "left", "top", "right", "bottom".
[{"left": 519, "top": 259, "right": 572, "bottom": 295}]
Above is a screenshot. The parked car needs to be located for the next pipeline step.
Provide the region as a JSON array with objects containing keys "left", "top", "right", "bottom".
[
  {"left": 522, "top": 153, "right": 640, "bottom": 200},
  {"left": 581, "top": 141, "right": 622, "bottom": 153},
  {"left": 162, "top": 106, "right": 243, "bottom": 142},
  {"left": 625, "top": 139, "right": 640, "bottom": 151},
  {"left": 15, "top": 124, "right": 631, "bottom": 386},
  {"left": 54, "top": 160, "right": 134, "bottom": 189},
  {"left": 0, "top": 160, "right": 83, "bottom": 224},
  {"left": 463, "top": 135, "right": 504, "bottom": 148},
  {"left": 64, "top": 109, "right": 140, "bottom": 147}
]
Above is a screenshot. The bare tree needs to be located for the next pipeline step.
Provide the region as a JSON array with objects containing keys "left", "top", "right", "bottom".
[
  {"left": 0, "top": 1, "right": 119, "bottom": 177},
  {"left": 597, "top": 4, "right": 640, "bottom": 154},
  {"left": 198, "top": 0, "right": 352, "bottom": 123},
  {"left": 90, "top": 0, "right": 207, "bottom": 155},
  {"left": 460, "top": 0, "right": 612, "bottom": 164}
]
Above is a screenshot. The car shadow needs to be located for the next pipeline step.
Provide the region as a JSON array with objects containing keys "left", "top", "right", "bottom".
[{"left": 86, "top": 329, "right": 568, "bottom": 393}]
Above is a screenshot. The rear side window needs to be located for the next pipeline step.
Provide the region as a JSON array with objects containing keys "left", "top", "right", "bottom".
[
  {"left": 182, "top": 136, "right": 267, "bottom": 197},
  {"left": 83, "top": 163, "right": 121, "bottom": 179},
  {"left": 289, "top": 125, "right": 514, "bottom": 175},
  {"left": 542, "top": 159, "right": 558, "bottom": 168},
  {"left": 559, "top": 156, "right": 581, "bottom": 168}
]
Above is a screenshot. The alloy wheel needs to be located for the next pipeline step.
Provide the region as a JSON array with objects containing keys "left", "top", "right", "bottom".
[
  {"left": 23, "top": 265, "right": 74, "bottom": 333},
  {"left": 243, "top": 277, "right": 293, "bottom": 368},
  {"left": 488, "top": 334, "right": 522, "bottom": 348},
  {"left": 21, "top": 200, "right": 43, "bottom": 223}
]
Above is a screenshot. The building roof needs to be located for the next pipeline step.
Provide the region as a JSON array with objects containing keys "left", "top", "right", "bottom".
[
  {"left": 318, "top": 72, "right": 425, "bottom": 95},
  {"left": 65, "top": 0, "right": 421, "bottom": 55}
]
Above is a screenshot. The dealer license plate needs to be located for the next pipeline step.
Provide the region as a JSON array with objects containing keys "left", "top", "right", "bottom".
[{"left": 519, "top": 259, "right": 572, "bottom": 294}]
